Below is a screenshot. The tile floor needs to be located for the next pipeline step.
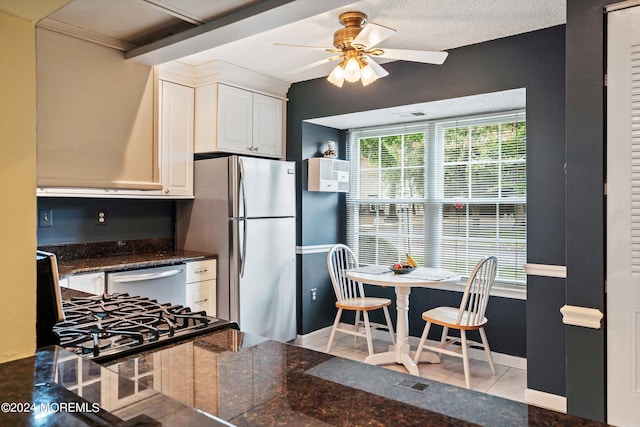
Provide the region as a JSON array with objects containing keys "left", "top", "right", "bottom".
[{"left": 301, "top": 333, "right": 527, "bottom": 403}]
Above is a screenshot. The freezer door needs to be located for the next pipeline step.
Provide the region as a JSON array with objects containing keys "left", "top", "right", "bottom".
[
  {"left": 232, "top": 217, "right": 296, "bottom": 342},
  {"left": 231, "top": 156, "right": 295, "bottom": 218}
]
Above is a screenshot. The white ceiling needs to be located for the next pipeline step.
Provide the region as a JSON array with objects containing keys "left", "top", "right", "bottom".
[
  {"left": 40, "top": 0, "right": 566, "bottom": 84},
  {"left": 176, "top": 0, "right": 566, "bottom": 83},
  {"left": 307, "top": 88, "right": 526, "bottom": 129}
]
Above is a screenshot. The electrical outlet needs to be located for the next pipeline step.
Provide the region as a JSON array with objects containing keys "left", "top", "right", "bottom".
[
  {"left": 96, "top": 209, "right": 107, "bottom": 225},
  {"left": 310, "top": 288, "right": 318, "bottom": 303},
  {"left": 39, "top": 209, "right": 53, "bottom": 227}
]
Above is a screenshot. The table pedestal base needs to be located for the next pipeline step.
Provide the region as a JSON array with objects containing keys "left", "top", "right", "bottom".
[{"left": 364, "top": 344, "right": 440, "bottom": 376}]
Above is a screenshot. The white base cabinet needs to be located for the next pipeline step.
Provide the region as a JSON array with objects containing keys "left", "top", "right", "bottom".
[{"left": 185, "top": 259, "right": 216, "bottom": 316}]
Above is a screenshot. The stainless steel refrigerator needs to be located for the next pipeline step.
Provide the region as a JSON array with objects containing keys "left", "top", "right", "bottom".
[{"left": 176, "top": 156, "right": 296, "bottom": 342}]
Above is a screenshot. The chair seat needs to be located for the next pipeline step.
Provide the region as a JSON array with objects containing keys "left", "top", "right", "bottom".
[
  {"left": 422, "top": 306, "right": 488, "bottom": 330},
  {"left": 337, "top": 297, "right": 392, "bottom": 311}
]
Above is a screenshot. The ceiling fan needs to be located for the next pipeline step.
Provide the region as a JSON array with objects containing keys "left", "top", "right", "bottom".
[{"left": 277, "top": 11, "right": 448, "bottom": 87}]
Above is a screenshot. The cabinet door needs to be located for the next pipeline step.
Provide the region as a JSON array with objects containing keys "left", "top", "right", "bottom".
[
  {"left": 67, "top": 272, "right": 105, "bottom": 295},
  {"left": 252, "top": 93, "right": 283, "bottom": 158},
  {"left": 160, "top": 81, "right": 194, "bottom": 197},
  {"left": 186, "top": 280, "right": 216, "bottom": 316},
  {"left": 218, "top": 84, "right": 253, "bottom": 154}
]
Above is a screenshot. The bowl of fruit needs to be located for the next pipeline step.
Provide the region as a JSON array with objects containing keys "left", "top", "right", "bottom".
[{"left": 390, "top": 254, "right": 418, "bottom": 274}]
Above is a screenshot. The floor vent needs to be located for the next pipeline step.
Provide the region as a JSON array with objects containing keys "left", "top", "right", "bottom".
[{"left": 396, "top": 379, "right": 430, "bottom": 392}]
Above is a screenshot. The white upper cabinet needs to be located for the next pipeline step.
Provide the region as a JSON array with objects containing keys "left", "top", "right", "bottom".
[
  {"left": 252, "top": 93, "right": 284, "bottom": 158},
  {"left": 38, "top": 68, "right": 196, "bottom": 199},
  {"left": 193, "top": 61, "right": 289, "bottom": 159},
  {"left": 159, "top": 80, "right": 194, "bottom": 197},
  {"left": 216, "top": 84, "right": 254, "bottom": 153},
  {"left": 195, "top": 83, "right": 285, "bottom": 158}
]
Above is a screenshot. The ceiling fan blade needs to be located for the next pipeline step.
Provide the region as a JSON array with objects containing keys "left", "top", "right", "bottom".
[
  {"left": 364, "top": 57, "right": 389, "bottom": 78},
  {"left": 273, "top": 43, "right": 338, "bottom": 52},
  {"left": 284, "top": 55, "right": 342, "bottom": 74},
  {"left": 377, "top": 48, "right": 448, "bottom": 64},
  {"left": 353, "top": 22, "right": 396, "bottom": 49}
]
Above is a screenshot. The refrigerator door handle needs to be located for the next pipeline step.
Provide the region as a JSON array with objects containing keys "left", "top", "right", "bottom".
[
  {"left": 239, "top": 218, "right": 248, "bottom": 278},
  {"left": 239, "top": 158, "right": 248, "bottom": 219}
]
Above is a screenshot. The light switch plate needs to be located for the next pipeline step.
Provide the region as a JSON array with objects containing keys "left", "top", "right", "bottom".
[{"left": 39, "top": 209, "right": 53, "bottom": 227}]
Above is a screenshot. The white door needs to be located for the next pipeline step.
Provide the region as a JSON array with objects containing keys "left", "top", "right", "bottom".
[{"left": 607, "top": 6, "right": 640, "bottom": 426}]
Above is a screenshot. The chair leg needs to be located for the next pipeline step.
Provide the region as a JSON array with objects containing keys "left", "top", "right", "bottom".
[
  {"left": 354, "top": 310, "right": 362, "bottom": 345},
  {"left": 326, "top": 308, "right": 342, "bottom": 353},
  {"left": 479, "top": 327, "right": 496, "bottom": 375},
  {"left": 413, "top": 321, "right": 431, "bottom": 364},
  {"left": 440, "top": 326, "right": 449, "bottom": 345},
  {"left": 362, "top": 311, "right": 374, "bottom": 356},
  {"left": 460, "top": 330, "right": 471, "bottom": 389},
  {"left": 382, "top": 306, "right": 396, "bottom": 344}
]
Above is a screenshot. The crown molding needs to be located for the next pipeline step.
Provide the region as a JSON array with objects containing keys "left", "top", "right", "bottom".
[{"left": 192, "top": 60, "right": 290, "bottom": 99}]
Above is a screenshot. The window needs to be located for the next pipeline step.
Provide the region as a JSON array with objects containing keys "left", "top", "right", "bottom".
[{"left": 346, "top": 112, "right": 526, "bottom": 285}]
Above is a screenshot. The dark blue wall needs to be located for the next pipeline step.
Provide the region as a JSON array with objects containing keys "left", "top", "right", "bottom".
[
  {"left": 287, "top": 26, "right": 566, "bottom": 395},
  {"left": 564, "top": 0, "right": 617, "bottom": 421},
  {"left": 37, "top": 198, "right": 175, "bottom": 245},
  {"left": 293, "top": 123, "right": 347, "bottom": 334}
]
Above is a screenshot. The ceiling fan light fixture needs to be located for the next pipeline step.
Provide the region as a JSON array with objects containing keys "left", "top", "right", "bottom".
[
  {"left": 343, "top": 57, "right": 361, "bottom": 82},
  {"left": 360, "top": 63, "right": 378, "bottom": 86},
  {"left": 327, "top": 63, "right": 346, "bottom": 87}
]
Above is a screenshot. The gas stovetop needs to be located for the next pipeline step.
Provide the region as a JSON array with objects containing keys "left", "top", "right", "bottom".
[{"left": 53, "top": 293, "right": 236, "bottom": 362}]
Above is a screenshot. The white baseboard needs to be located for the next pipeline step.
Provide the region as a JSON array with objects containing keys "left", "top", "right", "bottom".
[
  {"left": 524, "top": 388, "right": 567, "bottom": 413},
  {"left": 296, "top": 325, "right": 333, "bottom": 345},
  {"left": 297, "top": 326, "right": 527, "bottom": 370}
]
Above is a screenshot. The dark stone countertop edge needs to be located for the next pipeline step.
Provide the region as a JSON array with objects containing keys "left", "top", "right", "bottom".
[{"left": 57, "top": 251, "right": 216, "bottom": 278}]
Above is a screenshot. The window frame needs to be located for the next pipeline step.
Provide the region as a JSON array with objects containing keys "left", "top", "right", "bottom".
[{"left": 346, "top": 111, "right": 527, "bottom": 294}]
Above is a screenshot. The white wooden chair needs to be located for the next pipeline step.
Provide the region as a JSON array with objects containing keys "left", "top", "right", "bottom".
[
  {"left": 326, "top": 244, "right": 396, "bottom": 356},
  {"left": 413, "top": 256, "right": 498, "bottom": 388}
]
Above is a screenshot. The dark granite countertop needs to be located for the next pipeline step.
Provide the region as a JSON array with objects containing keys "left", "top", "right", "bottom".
[
  {"left": 100, "top": 328, "right": 610, "bottom": 427},
  {"left": 38, "top": 238, "right": 215, "bottom": 278},
  {"left": 0, "top": 347, "right": 228, "bottom": 426},
  {"left": 56, "top": 250, "right": 215, "bottom": 278}
]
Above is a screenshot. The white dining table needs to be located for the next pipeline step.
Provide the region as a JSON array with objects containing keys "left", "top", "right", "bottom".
[{"left": 346, "top": 266, "right": 461, "bottom": 376}]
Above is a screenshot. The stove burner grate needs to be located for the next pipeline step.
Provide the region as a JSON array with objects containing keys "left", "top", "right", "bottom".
[{"left": 53, "top": 293, "right": 226, "bottom": 361}]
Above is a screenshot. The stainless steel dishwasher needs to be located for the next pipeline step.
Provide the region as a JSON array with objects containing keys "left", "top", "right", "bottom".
[{"left": 107, "top": 264, "right": 186, "bottom": 306}]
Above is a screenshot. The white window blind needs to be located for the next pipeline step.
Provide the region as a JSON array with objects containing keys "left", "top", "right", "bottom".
[{"left": 346, "top": 111, "right": 526, "bottom": 284}]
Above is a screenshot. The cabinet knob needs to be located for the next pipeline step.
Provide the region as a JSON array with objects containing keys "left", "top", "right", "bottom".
[
  {"left": 195, "top": 298, "right": 208, "bottom": 304},
  {"left": 164, "top": 189, "right": 170, "bottom": 194}
]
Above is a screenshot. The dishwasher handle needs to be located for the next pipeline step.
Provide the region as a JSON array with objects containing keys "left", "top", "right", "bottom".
[{"left": 110, "top": 268, "right": 184, "bottom": 283}]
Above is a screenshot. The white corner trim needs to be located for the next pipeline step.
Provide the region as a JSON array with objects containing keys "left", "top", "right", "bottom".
[
  {"left": 524, "top": 388, "right": 567, "bottom": 413},
  {"left": 296, "top": 244, "right": 335, "bottom": 255},
  {"left": 524, "top": 263, "right": 567, "bottom": 278},
  {"left": 560, "top": 305, "right": 604, "bottom": 329}
]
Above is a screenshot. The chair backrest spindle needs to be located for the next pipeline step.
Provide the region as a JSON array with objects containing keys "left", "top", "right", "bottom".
[
  {"left": 456, "top": 256, "right": 497, "bottom": 326},
  {"left": 328, "top": 244, "right": 361, "bottom": 303}
]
